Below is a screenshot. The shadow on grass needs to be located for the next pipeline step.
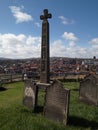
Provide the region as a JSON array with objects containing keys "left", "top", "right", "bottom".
[
  {"left": 34, "top": 106, "right": 44, "bottom": 113},
  {"left": 20, "top": 106, "right": 44, "bottom": 114},
  {"left": 0, "top": 87, "right": 7, "bottom": 91},
  {"left": 71, "top": 88, "right": 79, "bottom": 91},
  {"left": 68, "top": 116, "right": 98, "bottom": 129}
]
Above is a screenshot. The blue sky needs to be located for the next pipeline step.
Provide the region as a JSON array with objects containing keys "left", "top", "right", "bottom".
[{"left": 0, "top": 0, "right": 98, "bottom": 59}]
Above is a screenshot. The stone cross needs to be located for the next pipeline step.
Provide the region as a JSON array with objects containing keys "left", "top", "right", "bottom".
[
  {"left": 40, "top": 9, "right": 52, "bottom": 83},
  {"left": 40, "top": 9, "right": 52, "bottom": 20}
]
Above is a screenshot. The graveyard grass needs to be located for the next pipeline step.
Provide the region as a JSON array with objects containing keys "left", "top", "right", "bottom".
[{"left": 0, "top": 82, "right": 98, "bottom": 130}]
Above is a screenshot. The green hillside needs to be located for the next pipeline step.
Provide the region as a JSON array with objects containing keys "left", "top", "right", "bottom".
[{"left": 0, "top": 82, "right": 98, "bottom": 130}]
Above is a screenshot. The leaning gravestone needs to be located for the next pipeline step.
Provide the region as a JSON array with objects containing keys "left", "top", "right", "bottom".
[
  {"left": 23, "top": 80, "right": 37, "bottom": 109},
  {"left": 44, "top": 80, "right": 70, "bottom": 125},
  {"left": 79, "top": 74, "right": 98, "bottom": 106}
]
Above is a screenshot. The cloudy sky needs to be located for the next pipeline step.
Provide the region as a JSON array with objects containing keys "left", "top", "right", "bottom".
[{"left": 0, "top": 0, "right": 98, "bottom": 59}]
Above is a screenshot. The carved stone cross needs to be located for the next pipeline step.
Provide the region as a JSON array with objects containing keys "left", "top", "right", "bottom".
[
  {"left": 40, "top": 9, "right": 52, "bottom": 83},
  {"left": 40, "top": 9, "right": 52, "bottom": 21}
]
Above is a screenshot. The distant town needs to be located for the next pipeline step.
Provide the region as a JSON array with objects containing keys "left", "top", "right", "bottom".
[{"left": 0, "top": 57, "right": 98, "bottom": 80}]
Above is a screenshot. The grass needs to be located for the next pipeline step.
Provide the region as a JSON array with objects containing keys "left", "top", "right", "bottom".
[{"left": 0, "top": 81, "right": 98, "bottom": 130}]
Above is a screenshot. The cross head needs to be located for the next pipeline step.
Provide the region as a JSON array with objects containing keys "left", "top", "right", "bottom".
[{"left": 40, "top": 9, "right": 52, "bottom": 20}]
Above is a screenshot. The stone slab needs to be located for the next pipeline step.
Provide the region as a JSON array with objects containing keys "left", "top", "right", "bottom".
[
  {"left": 44, "top": 80, "right": 70, "bottom": 125},
  {"left": 79, "top": 74, "right": 98, "bottom": 106},
  {"left": 23, "top": 80, "right": 36, "bottom": 109},
  {"left": 36, "top": 82, "right": 51, "bottom": 90}
]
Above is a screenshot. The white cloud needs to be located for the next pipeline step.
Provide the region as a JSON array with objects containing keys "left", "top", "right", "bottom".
[
  {"left": 58, "top": 16, "right": 75, "bottom": 25},
  {"left": 69, "top": 41, "right": 76, "bottom": 47},
  {"left": 62, "top": 32, "right": 78, "bottom": 41},
  {"left": 58, "top": 16, "right": 68, "bottom": 25},
  {"left": 0, "top": 33, "right": 41, "bottom": 59},
  {"left": 89, "top": 38, "right": 98, "bottom": 56},
  {"left": 0, "top": 32, "right": 98, "bottom": 59},
  {"left": 9, "top": 6, "right": 33, "bottom": 23},
  {"left": 50, "top": 40, "right": 67, "bottom": 57},
  {"left": 90, "top": 38, "right": 98, "bottom": 44},
  {"left": 35, "top": 22, "right": 41, "bottom": 27},
  {"left": 50, "top": 32, "right": 98, "bottom": 58},
  {"left": 50, "top": 39, "right": 89, "bottom": 58}
]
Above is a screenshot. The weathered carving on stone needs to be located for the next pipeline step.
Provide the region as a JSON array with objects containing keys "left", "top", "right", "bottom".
[{"left": 23, "top": 80, "right": 36, "bottom": 109}]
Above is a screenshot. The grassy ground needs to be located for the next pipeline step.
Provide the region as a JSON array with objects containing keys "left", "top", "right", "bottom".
[{"left": 0, "top": 81, "right": 98, "bottom": 130}]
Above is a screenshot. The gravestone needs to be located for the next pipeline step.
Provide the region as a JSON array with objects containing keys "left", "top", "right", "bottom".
[
  {"left": 40, "top": 9, "right": 52, "bottom": 83},
  {"left": 23, "top": 80, "right": 37, "bottom": 109},
  {"left": 44, "top": 80, "right": 70, "bottom": 125},
  {"left": 0, "top": 79, "right": 2, "bottom": 87},
  {"left": 79, "top": 74, "right": 98, "bottom": 106}
]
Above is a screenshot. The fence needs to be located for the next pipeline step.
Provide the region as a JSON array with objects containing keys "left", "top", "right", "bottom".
[{"left": 0, "top": 74, "right": 23, "bottom": 84}]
